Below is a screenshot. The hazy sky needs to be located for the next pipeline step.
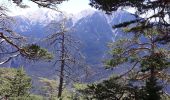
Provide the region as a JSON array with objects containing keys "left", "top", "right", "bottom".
[
  {"left": 0, "top": 0, "right": 92, "bottom": 15},
  {"left": 59, "top": 0, "right": 92, "bottom": 13}
]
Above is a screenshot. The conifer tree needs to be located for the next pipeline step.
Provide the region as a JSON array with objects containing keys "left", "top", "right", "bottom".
[
  {"left": 0, "top": 6, "right": 52, "bottom": 65},
  {"left": 0, "top": 67, "right": 32, "bottom": 99},
  {"left": 79, "top": 28, "right": 170, "bottom": 100},
  {"left": 9, "top": 67, "right": 32, "bottom": 98},
  {"left": 105, "top": 28, "right": 170, "bottom": 99},
  {"left": 90, "top": 0, "right": 170, "bottom": 43},
  {"left": 88, "top": 1, "right": 170, "bottom": 99}
]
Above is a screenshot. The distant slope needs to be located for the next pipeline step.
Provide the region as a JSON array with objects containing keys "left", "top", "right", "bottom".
[{"left": 8, "top": 9, "right": 136, "bottom": 82}]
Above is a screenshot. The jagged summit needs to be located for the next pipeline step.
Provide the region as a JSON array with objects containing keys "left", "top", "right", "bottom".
[
  {"left": 21, "top": 8, "right": 61, "bottom": 25},
  {"left": 13, "top": 8, "right": 135, "bottom": 28},
  {"left": 12, "top": 8, "right": 136, "bottom": 39}
]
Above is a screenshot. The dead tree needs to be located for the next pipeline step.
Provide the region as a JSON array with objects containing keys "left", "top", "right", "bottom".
[{"left": 47, "top": 18, "right": 86, "bottom": 99}]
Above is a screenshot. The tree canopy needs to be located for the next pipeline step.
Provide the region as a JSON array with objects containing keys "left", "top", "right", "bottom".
[
  {"left": 90, "top": 0, "right": 170, "bottom": 43},
  {"left": 0, "top": 6, "right": 53, "bottom": 65},
  {"left": 11, "top": 0, "right": 68, "bottom": 8},
  {"left": 0, "top": 67, "right": 32, "bottom": 99}
]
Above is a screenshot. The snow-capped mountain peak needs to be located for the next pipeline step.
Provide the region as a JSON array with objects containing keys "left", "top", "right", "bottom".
[{"left": 20, "top": 8, "right": 62, "bottom": 26}]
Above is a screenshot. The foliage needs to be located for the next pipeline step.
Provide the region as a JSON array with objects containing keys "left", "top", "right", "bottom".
[
  {"left": 88, "top": 1, "right": 170, "bottom": 96},
  {"left": 39, "top": 77, "right": 77, "bottom": 100},
  {"left": 0, "top": 68, "right": 16, "bottom": 96},
  {"left": 39, "top": 77, "right": 58, "bottom": 100},
  {"left": 0, "top": 7, "right": 52, "bottom": 65},
  {"left": 90, "top": 0, "right": 170, "bottom": 43},
  {"left": 78, "top": 26, "right": 170, "bottom": 99},
  {"left": 10, "top": 0, "right": 68, "bottom": 8},
  {"left": 77, "top": 76, "right": 146, "bottom": 100},
  {"left": 140, "top": 52, "right": 169, "bottom": 72},
  {"left": 143, "top": 76, "right": 162, "bottom": 100},
  {"left": 107, "top": 28, "right": 170, "bottom": 99},
  {"left": 73, "top": 83, "right": 88, "bottom": 91},
  {"left": 0, "top": 67, "right": 32, "bottom": 99},
  {"left": 22, "top": 44, "right": 53, "bottom": 60},
  {"left": 80, "top": 78, "right": 126, "bottom": 99},
  {"left": 28, "top": 94, "right": 44, "bottom": 100},
  {"left": 9, "top": 94, "right": 44, "bottom": 100},
  {"left": 10, "top": 67, "right": 32, "bottom": 97}
]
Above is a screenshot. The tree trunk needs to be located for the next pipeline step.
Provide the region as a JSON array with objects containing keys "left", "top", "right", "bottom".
[
  {"left": 58, "top": 32, "right": 65, "bottom": 99},
  {"left": 58, "top": 62, "right": 64, "bottom": 98}
]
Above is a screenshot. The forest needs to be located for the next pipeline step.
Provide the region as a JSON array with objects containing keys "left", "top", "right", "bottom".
[{"left": 0, "top": 0, "right": 170, "bottom": 100}]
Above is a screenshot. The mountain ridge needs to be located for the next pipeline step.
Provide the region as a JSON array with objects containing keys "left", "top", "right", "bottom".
[{"left": 7, "top": 9, "right": 136, "bottom": 82}]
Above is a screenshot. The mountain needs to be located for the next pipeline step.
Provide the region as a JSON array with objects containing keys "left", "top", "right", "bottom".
[{"left": 6, "top": 9, "right": 136, "bottom": 82}]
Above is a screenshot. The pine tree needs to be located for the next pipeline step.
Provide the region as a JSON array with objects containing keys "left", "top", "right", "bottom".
[
  {"left": 144, "top": 76, "right": 162, "bottom": 100},
  {"left": 0, "top": 6, "right": 52, "bottom": 65},
  {"left": 9, "top": 67, "right": 32, "bottom": 98},
  {"left": 79, "top": 27, "right": 170, "bottom": 100},
  {"left": 0, "top": 67, "right": 32, "bottom": 99},
  {"left": 90, "top": 0, "right": 170, "bottom": 43},
  {"left": 88, "top": 1, "right": 170, "bottom": 99}
]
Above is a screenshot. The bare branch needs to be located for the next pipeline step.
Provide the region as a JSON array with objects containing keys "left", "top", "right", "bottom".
[{"left": 0, "top": 54, "right": 19, "bottom": 65}]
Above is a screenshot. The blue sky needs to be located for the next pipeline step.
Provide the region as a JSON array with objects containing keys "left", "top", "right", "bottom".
[{"left": 0, "top": 0, "right": 92, "bottom": 15}]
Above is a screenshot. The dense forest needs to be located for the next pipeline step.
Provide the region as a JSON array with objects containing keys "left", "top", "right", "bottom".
[{"left": 0, "top": 0, "right": 170, "bottom": 100}]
